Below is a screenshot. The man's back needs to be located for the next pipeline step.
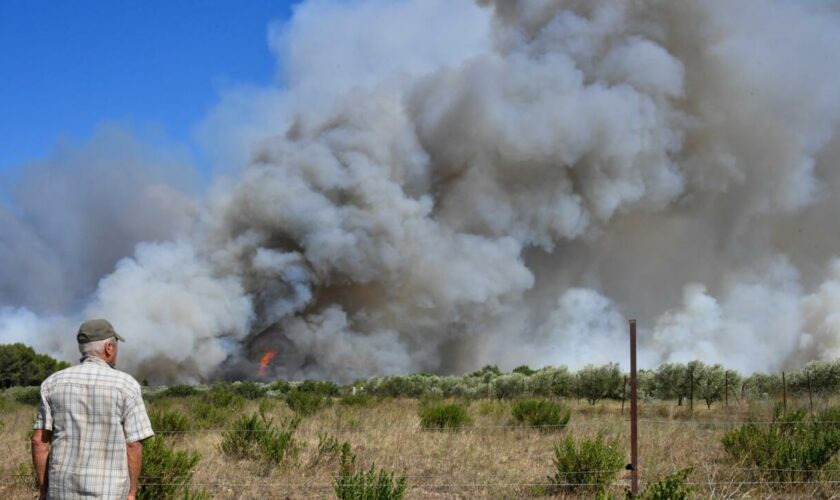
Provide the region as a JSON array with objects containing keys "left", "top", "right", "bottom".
[{"left": 35, "top": 356, "right": 154, "bottom": 499}]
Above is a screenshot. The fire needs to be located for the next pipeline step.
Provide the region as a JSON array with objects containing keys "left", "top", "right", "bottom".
[{"left": 258, "top": 351, "right": 278, "bottom": 377}]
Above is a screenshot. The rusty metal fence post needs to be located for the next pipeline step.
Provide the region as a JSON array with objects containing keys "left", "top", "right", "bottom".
[{"left": 629, "top": 319, "right": 639, "bottom": 495}]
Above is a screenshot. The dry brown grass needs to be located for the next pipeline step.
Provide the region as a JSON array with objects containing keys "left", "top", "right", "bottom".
[{"left": 2, "top": 395, "right": 839, "bottom": 499}]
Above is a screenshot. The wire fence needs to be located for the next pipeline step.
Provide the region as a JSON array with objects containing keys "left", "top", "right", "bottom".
[{"left": 6, "top": 412, "right": 840, "bottom": 496}]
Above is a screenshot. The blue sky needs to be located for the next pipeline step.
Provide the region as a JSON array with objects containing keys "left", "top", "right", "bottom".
[{"left": 0, "top": 0, "right": 300, "bottom": 176}]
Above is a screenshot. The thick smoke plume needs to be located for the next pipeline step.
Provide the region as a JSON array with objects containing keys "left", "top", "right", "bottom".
[{"left": 2, "top": 0, "right": 840, "bottom": 382}]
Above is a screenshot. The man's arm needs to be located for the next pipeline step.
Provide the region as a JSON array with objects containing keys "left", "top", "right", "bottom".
[
  {"left": 31, "top": 429, "right": 52, "bottom": 499},
  {"left": 126, "top": 440, "right": 142, "bottom": 500}
]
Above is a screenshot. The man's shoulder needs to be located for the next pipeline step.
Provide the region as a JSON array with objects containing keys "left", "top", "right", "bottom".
[{"left": 42, "top": 362, "right": 142, "bottom": 395}]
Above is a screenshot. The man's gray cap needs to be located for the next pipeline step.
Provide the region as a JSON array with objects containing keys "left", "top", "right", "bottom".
[{"left": 77, "top": 319, "right": 125, "bottom": 344}]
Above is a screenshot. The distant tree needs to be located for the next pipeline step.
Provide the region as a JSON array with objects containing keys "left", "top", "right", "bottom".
[
  {"left": 574, "top": 363, "right": 622, "bottom": 404},
  {"left": 695, "top": 364, "right": 725, "bottom": 409},
  {"left": 742, "top": 372, "right": 783, "bottom": 398},
  {"left": 528, "top": 367, "right": 574, "bottom": 398},
  {"left": 512, "top": 365, "right": 536, "bottom": 376},
  {"left": 0, "top": 343, "right": 70, "bottom": 388},
  {"left": 653, "top": 363, "right": 687, "bottom": 404}
]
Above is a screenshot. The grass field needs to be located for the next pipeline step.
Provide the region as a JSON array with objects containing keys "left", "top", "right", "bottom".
[{"left": 2, "top": 385, "right": 840, "bottom": 499}]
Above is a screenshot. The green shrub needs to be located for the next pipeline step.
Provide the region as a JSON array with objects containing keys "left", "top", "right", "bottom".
[
  {"left": 341, "top": 393, "right": 374, "bottom": 407},
  {"left": 149, "top": 408, "right": 190, "bottom": 435},
  {"left": 722, "top": 406, "right": 840, "bottom": 482},
  {"left": 159, "top": 384, "right": 202, "bottom": 398},
  {"left": 202, "top": 383, "right": 245, "bottom": 409},
  {"left": 548, "top": 431, "right": 624, "bottom": 493},
  {"left": 220, "top": 412, "right": 299, "bottom": 465},
  {"left": 139, "top": 435, "right": 201, "bottom": 500},
  {"left": 270, "top": 380, "right": 292, "bottom": 394},
  {"left": 12, "top": 386, "right": 41, "bottom": 406},
  {"left": 233, "top": 380, "right": 268, "bottom": 400},
  {"left": 630, "top": 468, "right": 693, "bottom": 500},
  {"left": 512, "top": 365, "right": 536, "bottom": 376},
  {"left": 286, "top": 389, "right": 328, "bottom": 416},
  {"left": 334, "top": 443, "right": 407, "bottom": 500},
  {"left": 189, "top": 400, "right": 229, "bottom": 428},
  {"left": 511, "top": 399, "right": 570, "bottom": 430},
  {"left": 418, "top": 402, "right": 471, "bottom": 430},
  {"left": 298, "top": 379, "right": 340, "bottom": 396}
]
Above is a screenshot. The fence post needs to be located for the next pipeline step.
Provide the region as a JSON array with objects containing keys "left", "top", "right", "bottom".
[
  {"left": 629, "top": 319, "right": 639, "bottom": 496},
  {"left": 622, "top": 375, "right": 627, "bottom": 416}
]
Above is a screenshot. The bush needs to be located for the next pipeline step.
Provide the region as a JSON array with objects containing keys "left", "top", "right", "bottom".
[
  {"left": 511, "top": 399, "right": 570, "bottom": 430},
  {"left": 159, "top": 384, "right": 202, "bottom": 398},
  {"left": 139, "top": 435, "right": 201, "bottom": 500},
  {"left": 233, "top": 380, "right": 268, "bottom": 400},
  {"left": 202, "top": 383, "right": 245, "bottom": 409},
  {"left": 12, "top": 386, "right": 41, "bottom": 406},
  {"left": 528, "top": 367, "right": 574, "bottom": 398},
  {"left": 722, "top": 406, "right": 840, "bottom": 483},
  {"left": 631, "top": 468, "right": 693, "bottom": 500},
  {"left": 334, "top": 443, "right": 407, "bottom": 500},
  {"left": 298, "top": 379, "right": 340, "bottom": 397},
  {"left": 341, "top": 393, "right": 374, "bottom": 407},
  {"left": 220, "top": 412, "right": 299, "bottom": 465},
  {"left": 270, "top": 380, "right": 292, "bottom": 394},
  {"left": 149, "top": 408, "right": 190, "bottom": 435},
  {"left": 491, "top": 373, "right": 528, "bottom": 399},
  {"left": 309, "top": 433, "right": 342, "bottom": 468},
  {"left": 286, "top": 389, "right": 328, "bottom": 416},
  {"left": 548, "top": 431, "right": 624, "bottom": 493},
  {"left": 418, "top": 402, "right": 471, "bottom": 430}
]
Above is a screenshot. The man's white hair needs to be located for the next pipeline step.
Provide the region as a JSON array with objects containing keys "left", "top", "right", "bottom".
[{"left": 79, "top": 337, "right": 116, "bottom": 357}]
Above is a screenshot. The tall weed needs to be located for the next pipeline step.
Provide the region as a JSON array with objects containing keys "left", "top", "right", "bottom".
[
  {"left": 510, "top": 399, "right": 570, "bottom": 430},
  {"left": 220, "top": 412, "right": 300, "bottom": 465},
  {"left": 139, "top": 435, "right": 201, "bottom": 500}
]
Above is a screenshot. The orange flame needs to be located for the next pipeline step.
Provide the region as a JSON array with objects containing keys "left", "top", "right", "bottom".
[{"left": 258, "top": 351, "right": 278, "bottom": 377}]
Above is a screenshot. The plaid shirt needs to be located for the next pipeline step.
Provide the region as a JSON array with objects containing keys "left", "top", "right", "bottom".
[{"left": 34, "top": 356, "right": 155, "bottom": 499}]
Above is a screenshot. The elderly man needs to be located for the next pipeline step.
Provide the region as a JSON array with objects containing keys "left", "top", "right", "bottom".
[{"left": 31, "top": 319, "right": 154, "bottom": 500}]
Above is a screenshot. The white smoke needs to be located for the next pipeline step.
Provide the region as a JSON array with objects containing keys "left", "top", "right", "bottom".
[{"left": 2, "top": 0, "right": 840, "bottom": 382}]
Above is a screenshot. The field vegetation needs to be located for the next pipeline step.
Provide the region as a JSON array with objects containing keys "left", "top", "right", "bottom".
[{"left": 3, "top": 349, "right": 840, "bottom": 498}]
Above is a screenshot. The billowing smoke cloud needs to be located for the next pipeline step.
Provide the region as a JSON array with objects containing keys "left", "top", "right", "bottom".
[{"left": 2, "top": 0, "right": 840, "bottom": 383}]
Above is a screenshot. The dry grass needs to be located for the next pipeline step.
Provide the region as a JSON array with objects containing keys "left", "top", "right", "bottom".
[{"left": 2, "top": 395, "right": 839, "bottom": 498}]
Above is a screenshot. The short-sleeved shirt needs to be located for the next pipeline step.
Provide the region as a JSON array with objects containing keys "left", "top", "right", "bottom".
[{"left": 34, "top": 356, "right": 155, "bottom": 499}]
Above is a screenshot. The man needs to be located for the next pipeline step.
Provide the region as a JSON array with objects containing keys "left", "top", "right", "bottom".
[{"left": 31, "top": 319, "right": 155, "bottom": 500}]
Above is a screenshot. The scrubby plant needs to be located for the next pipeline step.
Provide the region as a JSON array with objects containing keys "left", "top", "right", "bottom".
[
  {"left": 12, "top": 386, "right": 41, "bottom": 406},
  {"left": 341, "top": 393, "right": 374, "bottom": 407},
  {"left": 139, "top": 435, "right": 201, "bottom": 500},
  {"left": 511, "top": 399, "right": 570, "bottom": 430},
  {"left": 722, "top": 406, "right": 840, "bottom": 483},
  {"left": 149, "top": 408, "right": 190, "bottom": 435},
  {"left": 220, "top": 412, "right": 300, "bottom": 465},
  {"left": 286, "top": 388, "right": 328, "bottom": 416},
  {"left": 233, "top": 380, "right": 268, "bottom": 400},
  {"left": 548, "top": 431, "right": 624, "bottom": 494},
  {"left": 298, "top": 379, "right": 340, "bottom": 396},
  {"left": 270, "top": 379, "right": 292, "bottom": 394},
  {"left": 629, "top": 468, "right": 693, "bottom": 500},
  {"left": 334, "top": 442, "right": 407, "bottom": 500},
  {"left": 418, "top": 402, "right": 471, "bottom": 430},
  {"left": 202, "top": 383, "right": 245, "bottom": 409},
  {"left": 159, "top": 384, "right": 202, "bottom": 398}
]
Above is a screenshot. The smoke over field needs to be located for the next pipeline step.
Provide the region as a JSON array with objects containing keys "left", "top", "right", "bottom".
[{"left": 2, "top": 0, "right": 840, "bottom": 383}]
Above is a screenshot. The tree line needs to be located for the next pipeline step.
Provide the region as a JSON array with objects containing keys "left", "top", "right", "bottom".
[{"left": 0, "top": 343, "right": 70, "bottom": 388}]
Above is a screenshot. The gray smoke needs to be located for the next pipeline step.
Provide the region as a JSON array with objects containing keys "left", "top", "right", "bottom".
[{"left": 2, "top": 0, "right": 840, "bottom": 383}]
